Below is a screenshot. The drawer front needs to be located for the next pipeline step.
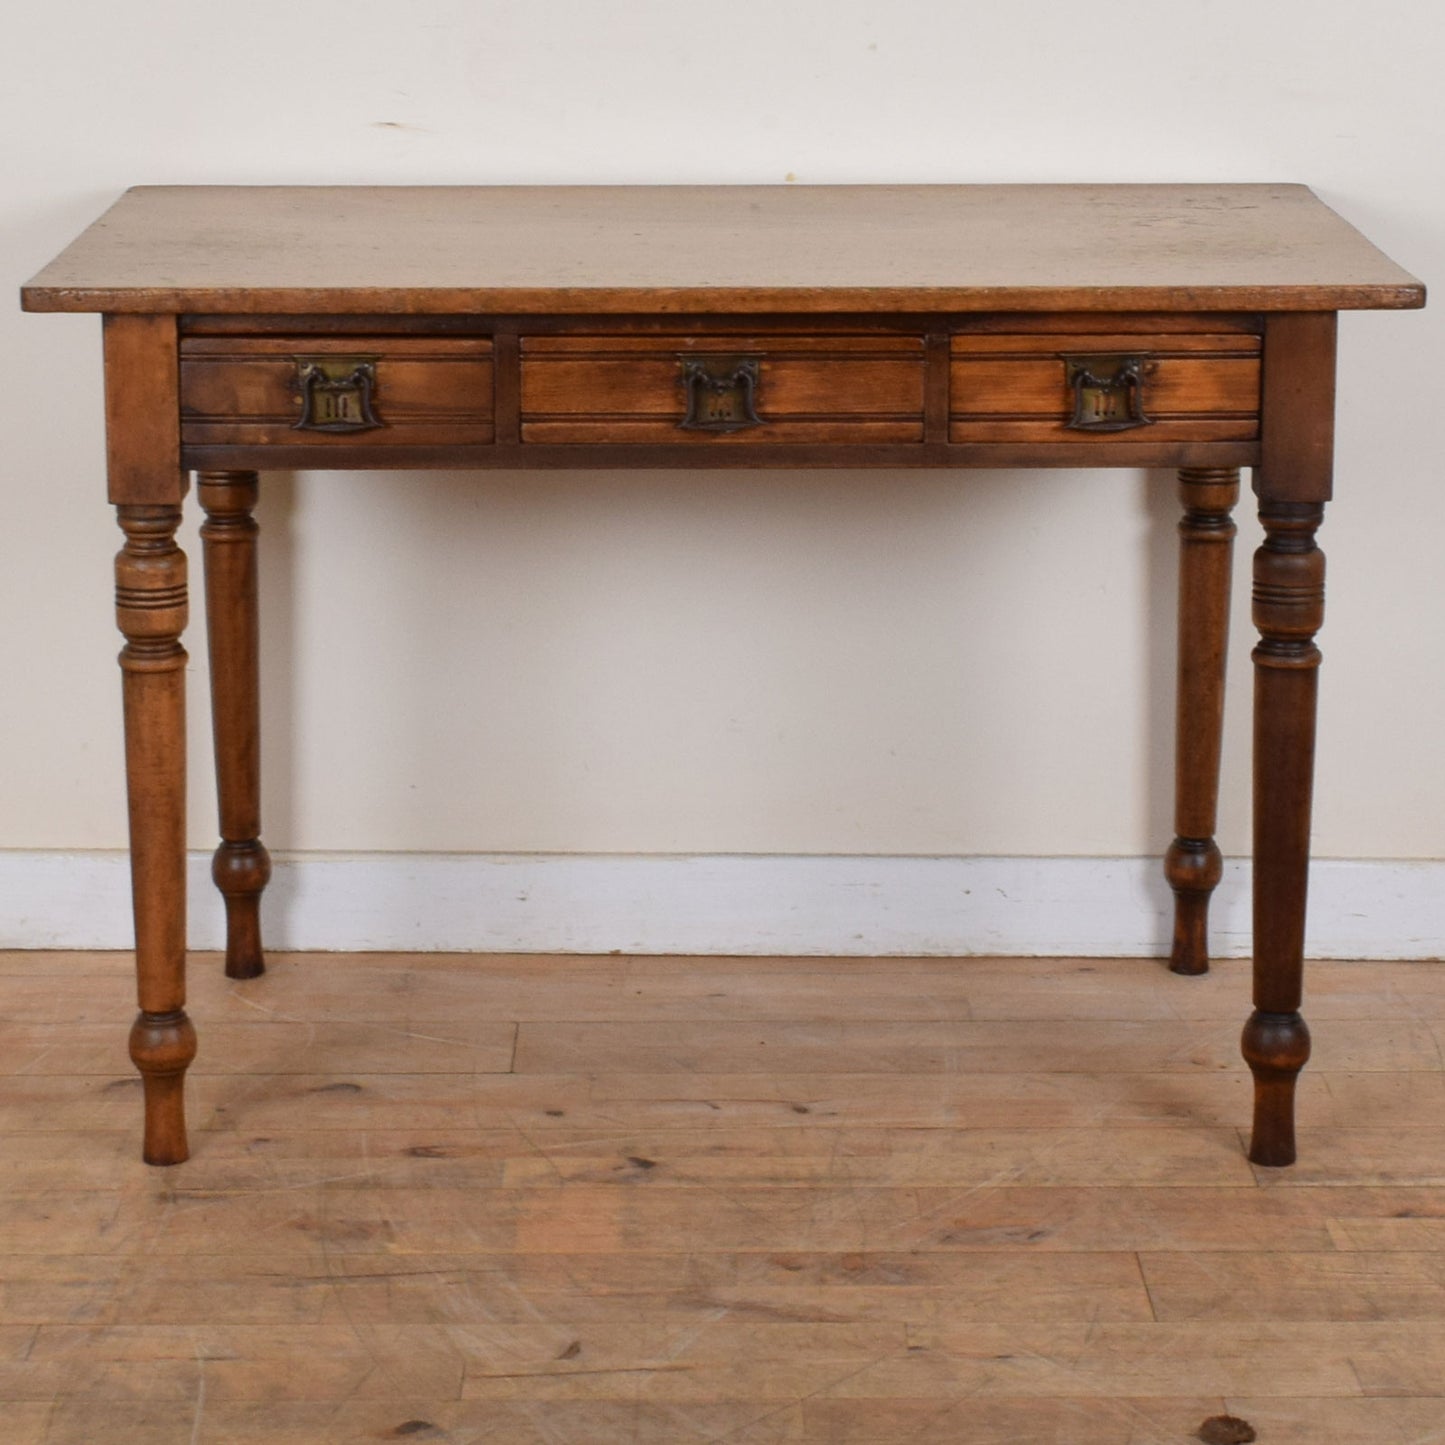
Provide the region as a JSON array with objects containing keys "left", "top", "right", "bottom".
[
  {"left": 950, "top": 332, "right": 1260, "bottom": 444},
  {"left": 180, "top": 336, "right": 494, "bottom": 447},
  {"left": 520, "top": 334, "right": 925, "bottom": 444}
]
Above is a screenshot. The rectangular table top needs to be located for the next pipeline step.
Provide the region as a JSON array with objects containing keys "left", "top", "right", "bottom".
[{"left": 22, "top": 183, "right": 1424, "bottom": 317}]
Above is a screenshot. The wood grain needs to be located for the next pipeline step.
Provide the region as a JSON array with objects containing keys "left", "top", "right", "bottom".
[
  {"left": 510, "top": 1016, "right": 1442, "bottom": 1075},
  {"left": 199, "top": 471, "right": 270, "bottom": 981},
  {"left": 951, "top": 353, "right": 1259, "bottom": 420},
  {"left": 22, "top": 185, "right": 1425, "bottom": 314},
  {"left": 520, "top": 333, "right": 925, "bottom": 445},
  {"left": 4, "top": 951, "right": 1445, "bottom": 1438},
  {"left": 1257, "top": 312, "right": 1338, "bottom": 503},
  {"left": 948, "top": 330, "right": 1261, "bottom": 449},
  {"left": 22, "top": 1396, "right": 1445, "bottom": 1445},
  {"left": 181, "top": 335, "right": 495, "bottom": 448},
  {"left": 114, "top": 505, "right": 193, "bottom": 1165},
  {"left": 102, "top": 315, "right": 182, "bottom": 506},
  {"left": 181, "top": 435, "right": 1262, "bottom": 472},
  {"left": 1166, "top": 466, "right": 1240, "bottom": 975}
]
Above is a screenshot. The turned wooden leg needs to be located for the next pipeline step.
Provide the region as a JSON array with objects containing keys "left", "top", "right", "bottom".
[
  {"left": 1244, "top": 501, "right": 1323, "bottom": 1167},
  {"left": 199, "top": 471, "right": 271, "bottom": 980},
  {"left": 116, "top": 505, "right": 197, "bottom": 1166},
  {"left": 1165, "top": 466, "right": 1239, "bottom": 975}
]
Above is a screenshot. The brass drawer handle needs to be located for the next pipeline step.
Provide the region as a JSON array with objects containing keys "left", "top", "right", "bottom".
[
  {"left": 1064, "top": 354, "right": 1153, "bottom": 432},
  {"left": 293, "top": 356, "right": 383, "bottom": 433},
  {"left": 678, "top": 356, "right": 764, "bottom": 433}
]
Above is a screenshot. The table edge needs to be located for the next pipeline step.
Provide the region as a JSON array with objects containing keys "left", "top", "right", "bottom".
[{"left": 18, "top": 282, "right": 1430, "bottom": 314}]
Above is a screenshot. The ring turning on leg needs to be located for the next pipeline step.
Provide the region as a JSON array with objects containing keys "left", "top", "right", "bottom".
[
  {"left": 1245, "top": 500, "right": 1325, "bottom": 1167},
  {"left": 116, "top": 504, "right": 195, "bottom": 1165}
]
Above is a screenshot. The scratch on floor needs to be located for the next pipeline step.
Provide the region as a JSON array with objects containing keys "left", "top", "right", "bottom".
[
  {"left": 709, "top": 1350, "right": 903, "bottom": 1444},
  {"left": 187, "top": 1331, "right": 207, "bottom": 1445},
  {"left": 471, "top": 1364, "right": 694, "bottom": 1380},
  {"left": 224, "top": 987, "right": 307, "bottom": 1024}
]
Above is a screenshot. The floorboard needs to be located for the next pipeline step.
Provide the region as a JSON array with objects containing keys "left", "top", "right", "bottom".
[{"left": 4, "top": 951, "right": 1445, "bottom": 1443}]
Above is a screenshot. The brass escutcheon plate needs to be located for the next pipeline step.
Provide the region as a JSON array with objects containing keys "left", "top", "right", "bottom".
[
  {"left": 1063, "top": 354, "right": 1154, "bottom": 432},
  {"left": 293, "top": 356, "right": 383, "bottom": 433},
  {"left": 678, "top": 356, "right": 764, "bottom": 433}
]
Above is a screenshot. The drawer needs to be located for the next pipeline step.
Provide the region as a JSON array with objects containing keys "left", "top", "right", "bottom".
[
  {"left": 180, "top": 336, "right": 494, "bottom": 447},
  {"left": 950, "top": 332, "right": 1260, "bottom": 443},
  {"left": 520, "top": 334, "right": 925, "bottom": 444}
]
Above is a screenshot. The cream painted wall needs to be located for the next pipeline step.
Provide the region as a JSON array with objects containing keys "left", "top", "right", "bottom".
[{"left": 2, "top": 0, "right": 1440, "bottom": 862}]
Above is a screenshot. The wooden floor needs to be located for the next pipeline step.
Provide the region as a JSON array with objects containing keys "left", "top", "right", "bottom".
[{"left": 3, "top": 952, "right": 1445, "bottom": 1444}]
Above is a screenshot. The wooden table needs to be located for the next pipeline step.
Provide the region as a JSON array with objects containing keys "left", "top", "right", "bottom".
[{"left": 21, "top": 184, "right": 1424, "bottom": 1169}]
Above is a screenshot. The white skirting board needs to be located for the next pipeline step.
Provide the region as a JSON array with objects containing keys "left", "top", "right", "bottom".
[{"left": 1, "top": 851, "right": 1442, "bottom": 958}]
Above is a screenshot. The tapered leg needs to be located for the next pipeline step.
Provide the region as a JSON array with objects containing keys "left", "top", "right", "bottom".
[
  {"left": 1244, "top": 501, "right": 1323, "bottom": 1167},
  {"left": 199, "top": 471, "right": 271, "bottom": 980},
  {"left": 116, "top": 504, "right": 197, "bottom": 1167},
  {"left": 1165, "top": 466, "right": 1239, "bottom": 975}
]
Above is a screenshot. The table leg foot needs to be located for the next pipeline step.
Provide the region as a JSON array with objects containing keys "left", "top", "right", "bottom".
[
  {"left": 1243, "top": 1008, "right": 1311, "bottom": 1166},
  {"left": 1165, "top": 837, "right": 1223, "bottom": 976},
  {"left": 129, "top": 1008, "right": 198, "bottom": 1166},
  {"left": 214, "top": 839, "right": 271, "bottom": 980}
]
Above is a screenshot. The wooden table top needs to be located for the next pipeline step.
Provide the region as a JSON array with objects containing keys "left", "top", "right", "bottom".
[{"left": 22, "top": 183, "right": 1424, "bottom": 317}]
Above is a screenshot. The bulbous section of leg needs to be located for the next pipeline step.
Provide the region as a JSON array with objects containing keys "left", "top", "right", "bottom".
[
  {"left": 1241, "top": 1009, "right": 1311, "bottom": 1167},
  {"left": 128, "top": 1009, "right": 198, "bottom": 1166},
  {"left": 1165, "top": 837, "right": 1224, "bottom": 976},
  {"left": 213, "top": 839, "right": 272, "bottom": 979}
]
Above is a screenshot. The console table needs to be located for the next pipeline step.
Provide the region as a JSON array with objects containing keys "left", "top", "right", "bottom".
[{"left": 21, "top": 184, "right": 1424, "bottom": 1168}]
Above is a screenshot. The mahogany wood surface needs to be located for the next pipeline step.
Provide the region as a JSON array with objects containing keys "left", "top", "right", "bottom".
[{"left": 20, "top": 185, "right": 1425, "bottom": 1170}]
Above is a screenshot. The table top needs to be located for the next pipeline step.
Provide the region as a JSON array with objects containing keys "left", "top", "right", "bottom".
[{"left": 22, "top": 183, "right": 1424, "bottom": 317}]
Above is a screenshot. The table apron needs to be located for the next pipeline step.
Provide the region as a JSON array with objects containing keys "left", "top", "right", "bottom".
[{"left": 180, "top": 439, "right": 1262, "bottom": 472}]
